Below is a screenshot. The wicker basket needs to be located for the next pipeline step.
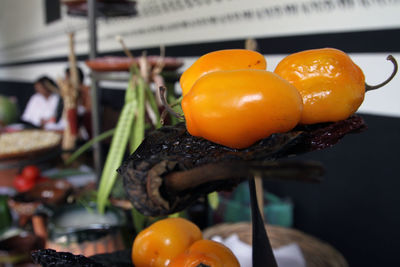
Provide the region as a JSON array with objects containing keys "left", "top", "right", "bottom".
[{"left": 203, "top": 222, "right": 348, "bottom": 267}]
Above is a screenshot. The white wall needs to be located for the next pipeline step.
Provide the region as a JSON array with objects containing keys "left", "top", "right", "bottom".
[
  {"left": 0, "top": 0, "right": 86, "bottom": 63},
  {"left": 2, "top": 0, "right": 400, "bottom": 64},
  {"left": 0, "top": 0, "right": 399, "bottom": 117}
]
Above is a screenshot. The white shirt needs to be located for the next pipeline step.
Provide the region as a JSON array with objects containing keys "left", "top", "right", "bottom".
[{"left": 21, "top": 93, "right": 60, "bottom": 127}]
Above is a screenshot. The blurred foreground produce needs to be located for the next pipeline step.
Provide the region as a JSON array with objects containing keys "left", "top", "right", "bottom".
[
  {"left": 169, "top": 239, "right": 240, "bottom": 267},
  {"left": 13, "top": 165, "right": 48, "bottom": 193},
  {"left": 132, "top": 217, "right": 202, "bottom": 267}
]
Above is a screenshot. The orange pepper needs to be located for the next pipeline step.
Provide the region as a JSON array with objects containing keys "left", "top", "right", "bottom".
[
  {"left": 132, "top": 218, "right": 202, "bottom": 267},
  {"left": 274, "top": 48, "right": 366, "bottom": 124},
  {"left": 180, "top": 49, "right": 266, "bottom": 96},
  {"left": 181, "top": 69, "right": 303, "bottom": 149},
  {"left": 168, "top": 239, "right": 240, "bottom": 267}
]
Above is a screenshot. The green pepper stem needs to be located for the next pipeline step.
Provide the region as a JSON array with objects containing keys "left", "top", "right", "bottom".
[
  {"left": 159, "top": 86, "right": 185, "bottom": 121},
  {"left": 365, "top": 55, "right": 398, "bottom": 92}
]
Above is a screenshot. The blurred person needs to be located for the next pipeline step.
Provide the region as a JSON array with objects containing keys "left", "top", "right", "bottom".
[{"left": 21, "top": 76, "right": 63, "bottom": 129}]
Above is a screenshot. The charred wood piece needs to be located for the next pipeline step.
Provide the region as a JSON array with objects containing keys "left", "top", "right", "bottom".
[{"left": 118, "top": 115, "right": 366, "bottom": 216}]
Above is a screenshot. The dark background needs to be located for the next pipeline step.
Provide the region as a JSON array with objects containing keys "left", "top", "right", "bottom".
[{"left": 264, "top": 113, "right": 400, "bottom": 267}]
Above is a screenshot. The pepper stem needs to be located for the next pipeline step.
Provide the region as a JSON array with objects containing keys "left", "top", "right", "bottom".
[
  {"left": 365, "top": 55, "right": 398, "bottom": 92},
  {"left": 159, "top": 86, "right": 185, "bottom": 122}
]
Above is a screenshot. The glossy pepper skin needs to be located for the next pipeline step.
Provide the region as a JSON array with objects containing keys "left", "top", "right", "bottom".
[
  {"left": 168, "top": 239, "right": 240, "bottom": 267},
  {"left": 274, "top": 48, "right": 365, "bottom": 124},
  {"left": 180, "top": 49, "right": 266, "bottom": 96},
  {"left": 132, "top": 218, "right": 202, "bottom": 267},
  {"left": 182, "top": 69, "right": 303, "bottom": 149}
]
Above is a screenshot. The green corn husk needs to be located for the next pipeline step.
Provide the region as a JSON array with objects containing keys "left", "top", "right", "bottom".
[{"left": 97, "top": 75, "right": 138, "bottom": 214}]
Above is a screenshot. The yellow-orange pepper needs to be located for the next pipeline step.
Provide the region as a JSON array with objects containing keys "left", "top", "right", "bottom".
[
  {"left": 132, "top": 218, "right": 202, "bottom": 267},
  {"left": 180, "top": 49, "right": 266, "bottom": 96},
  {"left": 168, "top": 239, "right": 240, "bottom": 267},
  {"left": 274, "top": 48, "right": 366, "bottom": 124},
  {"left": 182, "top": 69, "right": 303, "bottom": 149}
]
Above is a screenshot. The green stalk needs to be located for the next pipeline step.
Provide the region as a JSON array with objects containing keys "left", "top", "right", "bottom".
[
  {"left": 167, "top": 92, "right": 183, "bottom": 125},
  {"left": 127, "top": 75, "right": 156, "bottom": 233},
  {"left": 145, "top": 85, "right": 161, "bottom": 129},
  {"left": 65, "top": 128, "right": 115, "bottom": 165},
  {"left": 97, "top": 100, "right": 137, "bottom": 213},
  {"left": 132, "top": 208, "right": 147, "bottom": 234},
  {"left": 130, "top": 77, "right": 146, "bottom": 153},
  {"left": 171, "top": 95, "right": 183, "bottom": 106},
  {"left": 130, "top": 74, "right": 161, "bottom": 232},
  {"left": 97, "top": 75, "right": 138, "bottom": 213},
  {"left": 125, "top": 71, "right": 138, "bottom": 103}
]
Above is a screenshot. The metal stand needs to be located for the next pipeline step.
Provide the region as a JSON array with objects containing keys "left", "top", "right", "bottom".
[
  {"left": 249, "top": 178, "right": 278, "bottom": 267},
  {"left": 88, "top": 0, "right": 102, "bottom": 179}
]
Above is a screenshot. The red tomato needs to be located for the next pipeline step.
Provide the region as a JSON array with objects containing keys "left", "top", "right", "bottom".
[
  {"left": 21, "top": 165, "right": 41, "bottom": 181},
  {"left": 13, "top": 175, "right": 35, "bottom": 192}
]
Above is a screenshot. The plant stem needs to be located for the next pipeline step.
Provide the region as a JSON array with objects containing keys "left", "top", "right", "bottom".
[
  {"left": 65, "top": 128, "right": 115, "bottom": 166},
  {"left": 130, "top": 77, "right": 146, "bottom": 153}
]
